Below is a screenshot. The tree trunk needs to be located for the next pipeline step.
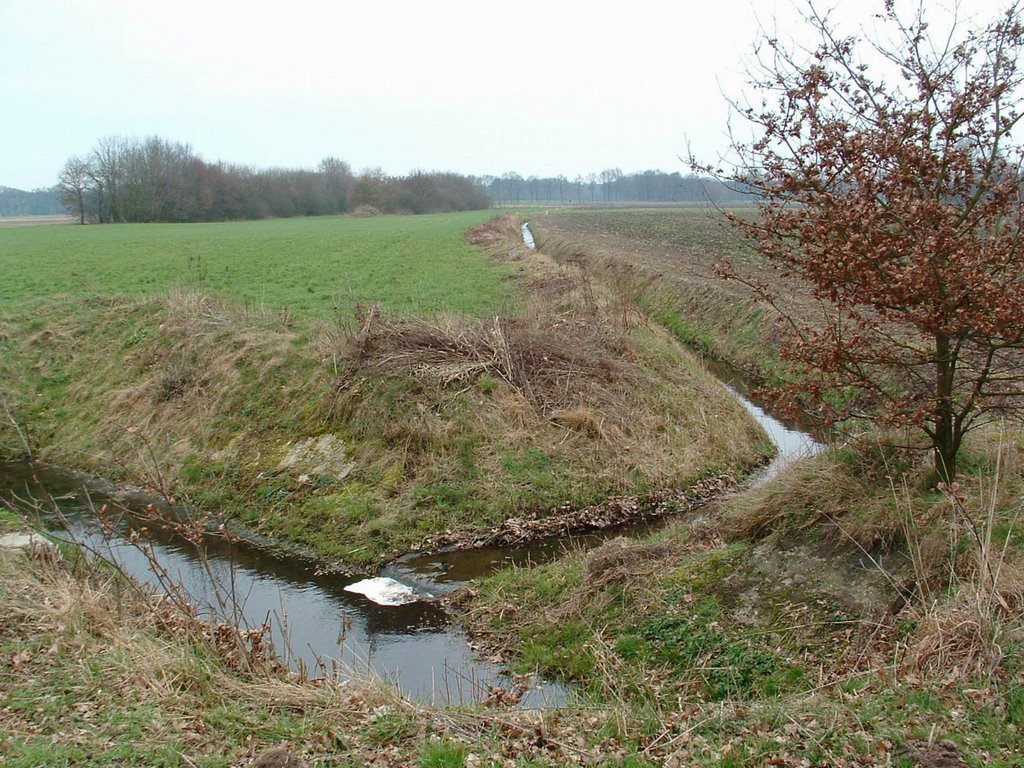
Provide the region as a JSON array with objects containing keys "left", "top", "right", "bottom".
[{"left": 933, "top": 334, "right": 957, "bottom": 484}]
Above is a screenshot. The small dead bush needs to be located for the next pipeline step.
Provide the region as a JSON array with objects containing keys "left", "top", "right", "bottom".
[
  {"left": 583, "top": 538, "right": 680, "bottom": 593},
  {"left": 339, "top": 310, "right": 632, "bottom": 415}
]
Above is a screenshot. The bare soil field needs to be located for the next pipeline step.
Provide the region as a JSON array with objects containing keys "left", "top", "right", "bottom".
[
  {"left": 530, "top": 208, "right": 806, "bottom": 380},
  {"left": 0, "top": 215, "right": 74, "bottom": 228}
]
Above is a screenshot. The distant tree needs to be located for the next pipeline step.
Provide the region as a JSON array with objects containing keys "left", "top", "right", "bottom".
[
  {"left": 57, "top": 157, "right": 91, "bottom": 223},
  {"left": 0, "top": 186, "right": 62, "bottom": 217},
  {"left": 700, "top": 1, "right": 1024, "bottom": 483},
  {"left": 87, "top": 135, "right": 129, "bottom": 222},
  {"left": 502, "top": 172, "right": 523, "bottom": 204},
  {"left": 600, "top": 168, "right": 623, "bottom": 202},
  {"left": 349, "top": 167, "right": 392, "bottom": 211},
  {"left": 318, "top": 156, "right": 353, "bottom": 213}
]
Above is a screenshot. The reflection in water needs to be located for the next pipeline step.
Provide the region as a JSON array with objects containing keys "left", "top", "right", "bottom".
[
  {"left": 703, "top": 359, "right": 824, "bottom": 481},
  {"left": 0, "top": 462, "right": 566, "bottom": 707}
]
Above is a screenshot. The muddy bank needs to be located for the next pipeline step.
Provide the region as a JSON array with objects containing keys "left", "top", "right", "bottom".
[{"left": 414, "top": 472, "right": 738, "bottom": 552}]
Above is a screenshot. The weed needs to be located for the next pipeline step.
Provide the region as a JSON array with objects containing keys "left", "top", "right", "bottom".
[{"left": 420, "top": 740, "right": 468, "bottom": 768}]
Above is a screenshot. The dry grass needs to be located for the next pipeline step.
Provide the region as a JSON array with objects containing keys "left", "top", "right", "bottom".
[
  {"left": 901, "top": 441, "right": 1024, "bottom": 678},
  {"left": 340, "top": 312, "right": 630, "bottom": 416},
  {"left": 0, "top": 545, "right": 416, "bottom": 764},
  {"left": 464, "top": 213, "right": 531, "bottom": 258},
  {"left": 720, "top": 442, "right": 895, "bottom": 546},
  {"left": 89, "top": 289, "right": 299, "bottom": 471}
]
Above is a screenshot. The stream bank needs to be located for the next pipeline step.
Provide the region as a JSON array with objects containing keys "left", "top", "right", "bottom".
[
  {"left": 0, "top": 216, "right": 819, "bottom": 706},
  {"left": 0, "top": 217, "right": 767, "bottom": 568},
  {"left": 0, "top": 351, "right": 819, "bottom": 706}
]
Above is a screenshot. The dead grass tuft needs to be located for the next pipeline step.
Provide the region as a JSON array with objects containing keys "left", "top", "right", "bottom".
[
  {"left": 902, "top": 443, "right": 1024, "bottom": 679},
  {"left": 550, "top": 527, "right": 726, "bottom": 621},
  {"left": 582, "top": 537, "right": 681, "bottom": 593},
  {"left": 906, "top": 572, "right": 1024, "bottom": 678},
  {"left": 465, "top": 215, "right": 530, "bottom": 260},
  {"left": 721, "top": 445, "right": 886, "bottom": 544},
  {"left": 550, "top": 407, "right": 607, "bottom": 439},
  {"left": 336, "top": 217, "right": 649, "bottom": 419}
]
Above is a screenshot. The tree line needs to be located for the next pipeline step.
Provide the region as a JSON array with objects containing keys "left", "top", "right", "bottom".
[
  {"left": 57, "top": 136, "right": 491, "bottom": 224},
  {"left": 0, "top": 186, "right": 62, "bottom": 217},
  {"left": 481, "top": 170, "right": 750, "bottom": 205},
  {"left": 47, "top": 135, "right": 750, "bottom": 224}
]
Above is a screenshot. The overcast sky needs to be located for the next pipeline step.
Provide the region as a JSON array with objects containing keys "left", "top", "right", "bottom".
[{"left": 0, "top": 0, "right": 1013, "bottom": 189}]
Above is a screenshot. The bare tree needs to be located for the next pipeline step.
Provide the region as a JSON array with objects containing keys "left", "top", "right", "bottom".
[{"left": 57, "top": 156, "right": 91, "bottom": 224}]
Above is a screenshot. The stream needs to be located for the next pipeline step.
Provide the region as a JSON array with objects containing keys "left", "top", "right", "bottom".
[
  {"left": 0, "top": 368, "right": 819, "bottom": 707},
  {"left": 0, "top": 227, "right": 823, "bottom": 707}
]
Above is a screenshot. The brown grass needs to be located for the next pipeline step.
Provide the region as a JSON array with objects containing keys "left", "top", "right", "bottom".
[
  {"left": 464, "top": 214, "right": 531, "bottom": 259},
  {"left": 340, "top": 312, "right": 630, "bottom": 416},
  {"left": 95, "top": 289, "right": 299, "bottom": 471}
]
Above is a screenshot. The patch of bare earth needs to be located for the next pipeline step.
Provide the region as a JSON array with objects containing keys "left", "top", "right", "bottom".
[{"left": 0, "top": 215, "right": 75, "bottom": 228}]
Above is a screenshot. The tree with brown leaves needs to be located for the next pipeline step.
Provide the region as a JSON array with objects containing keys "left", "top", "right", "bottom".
[{"left": 703, "top": 1, "right": 1024, "bottom": 483}]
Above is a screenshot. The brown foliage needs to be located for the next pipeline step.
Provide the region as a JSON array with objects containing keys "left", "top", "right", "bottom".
[{"left": 702, "top": 2, "right": 1024, "bottom": 482}]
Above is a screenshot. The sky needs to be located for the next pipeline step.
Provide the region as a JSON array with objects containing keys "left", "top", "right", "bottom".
[{"left": 0, "top": 0, "right": 1014, "bottom": 190}]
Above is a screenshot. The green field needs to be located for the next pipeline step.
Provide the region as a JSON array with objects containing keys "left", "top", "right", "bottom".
[{"left": 0, "top": 210, "right": 507, "bottom": 318}]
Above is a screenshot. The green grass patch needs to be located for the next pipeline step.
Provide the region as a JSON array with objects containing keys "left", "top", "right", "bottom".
[{"left": 0, "top": 211, "right": 506, "bottom": 320}]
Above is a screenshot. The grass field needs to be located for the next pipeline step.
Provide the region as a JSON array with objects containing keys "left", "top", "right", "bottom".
[{"left": 0, "top": 211, "right": 507, "bottom": 319}]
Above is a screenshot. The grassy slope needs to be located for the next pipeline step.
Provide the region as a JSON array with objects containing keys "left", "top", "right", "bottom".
[{"left": 0, "top": 213, "right": 768, "bottom": 567}]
